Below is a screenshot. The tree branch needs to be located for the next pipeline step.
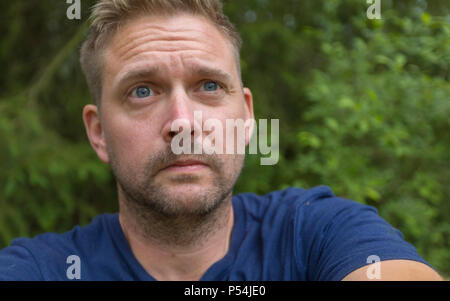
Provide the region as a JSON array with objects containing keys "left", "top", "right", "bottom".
[{"left": 28, "top": 20, "right": 89, "bottom": 105}]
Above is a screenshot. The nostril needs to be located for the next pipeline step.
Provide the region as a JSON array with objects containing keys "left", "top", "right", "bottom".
[
  {"left": 169, "top": 131, "right": 177, "bottom": 138},
  {"left": 168, "top": 128, "right": 194, "bottom": 138}
]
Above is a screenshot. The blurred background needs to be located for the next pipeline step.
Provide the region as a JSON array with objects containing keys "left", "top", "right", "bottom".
[{"left": 0, "top": 0, "right": 448, "bottom": 277}]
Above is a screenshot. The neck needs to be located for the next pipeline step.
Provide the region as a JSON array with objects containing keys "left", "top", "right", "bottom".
[{"left": 118, "top": 192, "right": 234, "bottom": 281}]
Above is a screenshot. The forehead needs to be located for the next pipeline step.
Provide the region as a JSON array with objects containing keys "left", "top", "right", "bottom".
[{"left": 103, "top": 13, "right": 237, "bottom": 81}]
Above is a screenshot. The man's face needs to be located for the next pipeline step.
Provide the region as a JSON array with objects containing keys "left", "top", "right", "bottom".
[{"left": 84, "top": 14, "right": 253, "bottom": 216}]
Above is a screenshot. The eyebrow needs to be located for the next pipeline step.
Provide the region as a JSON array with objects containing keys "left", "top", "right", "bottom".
[
  {"left": 187, "top": 65, "right": 233, "bottom": 85},
  {"left": 114, "top": 65, "right": 161, "bottom": 88},
  {"left": 114, "top": 64, "right": 234, "bottom": 89}
]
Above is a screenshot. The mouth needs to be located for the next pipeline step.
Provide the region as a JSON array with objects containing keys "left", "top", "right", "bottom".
[{"left": 160, "top": 159, "right": 209, "bottom": 173}]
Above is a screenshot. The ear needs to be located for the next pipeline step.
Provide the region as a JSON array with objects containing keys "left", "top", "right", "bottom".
[
  {"left": 243, "top": 87, "right": 255, "bottom": 146},
  {"left": 82, "top": 105, "right": 110, "bottom": 164}
]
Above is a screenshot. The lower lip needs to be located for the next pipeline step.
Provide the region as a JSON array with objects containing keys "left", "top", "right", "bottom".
[{"left": 163, "top": 164, "right": 208, "bottom": 173}]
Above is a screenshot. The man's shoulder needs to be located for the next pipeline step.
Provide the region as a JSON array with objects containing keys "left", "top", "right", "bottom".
[
  {"left": 0, "top": 213, "right": 116, "bottom": 280},
  {"left": 227, "top": 185, "right": 381, "bottom": 280},
  {"left": 232, "top": 184, "right": 379, "bottom": 242},
  {"left": 233, "top": 185, "right": 343, "bottom": 217},
  {"left": 10, "top": 213, "right": 115, "bottom": 251}
]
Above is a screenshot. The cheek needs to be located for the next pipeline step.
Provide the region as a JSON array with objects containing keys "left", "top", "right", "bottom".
[
  {"left": 203, "top": 99, "right": 248, "bottom": 124},
  {"left": 201, "top": 103, "right": 249, "bottom": 155},
  {"left": 103, "top": 115, "right": 156, "bottom": 167}
]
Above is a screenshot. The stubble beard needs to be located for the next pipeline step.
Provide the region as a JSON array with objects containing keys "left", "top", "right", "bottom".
[{"left": 109, "top": 145, "right": 244, "bottom": 247}]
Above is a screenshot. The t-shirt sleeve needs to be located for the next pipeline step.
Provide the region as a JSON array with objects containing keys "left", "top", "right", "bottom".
[
  {"left": 0, "top": 243, "right": 43, "bottom": 280},
  {"left": 296, "top": 195, "right": 434, "bottom": 281}
]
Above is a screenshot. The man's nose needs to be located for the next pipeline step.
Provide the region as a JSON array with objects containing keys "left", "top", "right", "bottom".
[{"left": 161, "top": 88, "right": 200, "bottom": 144}]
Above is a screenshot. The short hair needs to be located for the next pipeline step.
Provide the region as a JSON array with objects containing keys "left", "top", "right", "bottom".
[{"left": 79, "top": 0, "right": 242, "bottom": 107}]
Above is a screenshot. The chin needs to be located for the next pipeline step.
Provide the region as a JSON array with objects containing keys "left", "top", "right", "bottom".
[
  {"left": 165, "top": 182, "right": 210, "bottom": 200},
  {"left": 157, "top": 182, "right": 225, "bottom": 216}
]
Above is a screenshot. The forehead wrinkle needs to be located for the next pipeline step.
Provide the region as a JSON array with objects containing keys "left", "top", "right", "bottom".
[
  {"left": 115, "top": 29, "right": 211, "bottom": 61},
  {"left": 118, "top": 40, "right": 211, "bottom": 64},
  {"left": 112, "top": 21, "right": 223, "bottom": 61},
  {"left": 116, "top": 35, "right": 199, "bottom": 59}
]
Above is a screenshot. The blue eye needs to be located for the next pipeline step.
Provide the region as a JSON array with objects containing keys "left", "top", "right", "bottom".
[
  {"left": 131, "top": 86, "right": 153, "bottom": 98},
  {"left": 202, "top": 81, "right": 219, "bottom": 92}
]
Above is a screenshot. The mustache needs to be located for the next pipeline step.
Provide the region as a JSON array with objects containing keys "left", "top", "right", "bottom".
[{"left": 146, "top": 144, "right": 221, "bottom": 176}]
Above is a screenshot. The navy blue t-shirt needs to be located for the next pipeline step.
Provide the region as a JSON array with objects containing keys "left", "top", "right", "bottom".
[{"left": 0, "top": 186, "right": 432, "bottom": 280}]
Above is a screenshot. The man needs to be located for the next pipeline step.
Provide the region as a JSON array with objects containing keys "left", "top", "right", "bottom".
[{"left": 0, "top": 0, "right": 442, "bottom": 281}]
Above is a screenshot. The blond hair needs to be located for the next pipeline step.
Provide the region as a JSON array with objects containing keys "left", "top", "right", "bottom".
[{"left": 79, "top": 0, "right": 242, "bottom": 107}]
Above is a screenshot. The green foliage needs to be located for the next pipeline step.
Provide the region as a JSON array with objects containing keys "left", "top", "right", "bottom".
[
  {"left": 0, "top": 0, "right": 449, "bottom": 276},
  {"left": 233, "top": 0, "right": 449, "bottom": 275}
]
